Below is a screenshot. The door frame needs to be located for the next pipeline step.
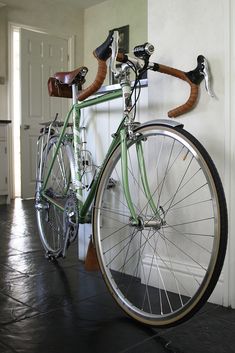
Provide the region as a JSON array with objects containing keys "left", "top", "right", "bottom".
[{"left": 8, "top": 22, "right": 75, "bottom": 199}]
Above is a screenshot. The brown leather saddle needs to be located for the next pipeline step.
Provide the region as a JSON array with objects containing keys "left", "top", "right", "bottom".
[
  {"left": 54, "top": 66, "right": 88, "bottom": 85},
  {"left": 48, "top": 66, "right": 88, "bottom": 98}
]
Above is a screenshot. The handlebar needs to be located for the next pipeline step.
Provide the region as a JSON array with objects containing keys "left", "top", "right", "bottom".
[
  {"left": 154, "top": 63, "right": 199, "bottom": 118},
  {"left": 77, "top": 32, "right": 212, "bottom": 118},
  {"left": 117, "top": 52, "right": 207, "bottom": 118}
]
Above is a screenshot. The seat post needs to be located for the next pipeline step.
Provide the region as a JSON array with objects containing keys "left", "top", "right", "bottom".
[{"left": 72, "top": 84, "right": 78, "bottom": 104}]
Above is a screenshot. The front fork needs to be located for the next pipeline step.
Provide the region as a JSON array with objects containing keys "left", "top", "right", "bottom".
[{"left": 120, "top": 128, "right": 162, "bottom": 227}]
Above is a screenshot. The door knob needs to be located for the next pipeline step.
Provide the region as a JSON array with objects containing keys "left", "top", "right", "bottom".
[{"left": 23, "top": 124, "right": 30, "bottom": 130}]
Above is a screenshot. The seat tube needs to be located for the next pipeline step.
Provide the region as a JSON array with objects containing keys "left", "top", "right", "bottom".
[
  {"left": 72, "top": 84, "right": 83, "bottom": 205},
  {"left": 120, "top": 129, "right": 138, "bottom": 225}
]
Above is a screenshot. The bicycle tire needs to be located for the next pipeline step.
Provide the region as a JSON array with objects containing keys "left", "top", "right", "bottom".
[
  {"left": 93, "top": 123, "right": 228, "bottom": 327},
  {"left": 35, "top": 135, "right": 75, "bottom": 257}
]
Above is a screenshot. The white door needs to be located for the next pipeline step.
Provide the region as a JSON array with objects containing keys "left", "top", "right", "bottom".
[{"left": 20, "top": 28, "right": 69, "bottom": 198}]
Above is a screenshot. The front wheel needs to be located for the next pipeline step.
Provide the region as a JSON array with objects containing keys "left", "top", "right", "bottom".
[{"left": 93, "top": 123, "right": 228, "bottom": 327}]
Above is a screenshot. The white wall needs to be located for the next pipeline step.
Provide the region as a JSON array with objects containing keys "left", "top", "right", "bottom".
[
  {"left": 78, "top": 87, "right": 149, "bottom": 260},
  {"left": 148, "top": 0, "right": 235, "bottom": 307},
  {"left": 78, "top": 0, "right": 148, "bottom": 259},
  {"left": 1, "top": 0, "right": 234, "bottom": 307},
  {"left": 230, "top": 0, "right": 235, "bottom": 310}
]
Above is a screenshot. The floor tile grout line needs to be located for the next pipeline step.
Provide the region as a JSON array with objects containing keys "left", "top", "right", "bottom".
[
  {"left": 0, "top": 248, "right": 42, "bottom": 258},
  {"left": 1, "top": 287, "right": 114, "bottom": 327},
  {"left": 205, "top": 313, "right": 235, "bottom": 326},
  {"left": 0, "top": 312, "right": 42, "bottom": 327},
  {"left": 1, "top": 257, "right": 80, "bottom": 278},
  {"left": 0, "top": 338, "right": 18, "bottom": 353},
  {"left": 116, "top": 327, "right": 177, "bottom": 353},
  {"left": 0, "top": 263, "right": 30, "bottom": 277},
  {"left": 0, "top": 291, "right": 41, "bottom": 313}
]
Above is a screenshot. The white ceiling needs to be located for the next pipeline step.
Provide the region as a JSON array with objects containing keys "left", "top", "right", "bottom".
[{"left": 0, "top": 0, "right": 106, "bottom": 10}]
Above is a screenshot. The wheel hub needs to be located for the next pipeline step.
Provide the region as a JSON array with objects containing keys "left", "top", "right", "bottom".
[{"left": 130, "top": 216, "right": 165, "bottom": 230}]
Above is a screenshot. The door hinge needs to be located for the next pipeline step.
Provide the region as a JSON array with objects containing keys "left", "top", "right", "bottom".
[
  {"left": 5, "top": 177, "right": 8, "bottom": 184},
  {"left": 5, "top": 146, "right": 7, "bottom": 154},
  {"left": 67, "top": 54, "right": 70, "bottom": 62}
]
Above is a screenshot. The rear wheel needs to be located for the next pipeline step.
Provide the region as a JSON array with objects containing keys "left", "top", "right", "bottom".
[
  {"left": 93, "top": 124, "right": 227, "bottom": 327},
  {"left": 35, "top": 136, "right": 76, "bottom": 257}
]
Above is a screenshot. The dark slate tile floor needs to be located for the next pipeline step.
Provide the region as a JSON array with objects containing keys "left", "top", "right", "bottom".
[{"left": 0, "top": 199, "right": 234, "bottom": 353}]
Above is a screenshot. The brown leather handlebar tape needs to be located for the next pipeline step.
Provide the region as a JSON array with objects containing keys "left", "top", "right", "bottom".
[
  {"left": 77, "top": 54, "right": 107, "bottom": 101},
  {"left": 158, "top": 64, "right": 199, "bottom": 118}
]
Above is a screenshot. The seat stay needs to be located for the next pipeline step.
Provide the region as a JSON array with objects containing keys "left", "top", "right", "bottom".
[{"left": 42, "top": 106, "right": 74, "bottom": 191}]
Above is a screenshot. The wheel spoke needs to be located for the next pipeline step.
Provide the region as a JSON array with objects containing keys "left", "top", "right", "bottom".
[{"left": 93, "top": 125, "right": 226, "bottom": 327}]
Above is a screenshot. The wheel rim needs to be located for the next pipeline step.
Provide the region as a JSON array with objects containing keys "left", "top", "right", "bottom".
[
  {"left": 36, "top": 138, "right": 72, "bottom": 254},
  {"left": 94, "top": 126, "right": 222, "bottom": 325}
]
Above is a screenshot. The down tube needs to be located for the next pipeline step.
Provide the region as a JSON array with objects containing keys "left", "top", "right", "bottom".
[{"left": 79, "top": 130, "right": 121, "bottom": 223}]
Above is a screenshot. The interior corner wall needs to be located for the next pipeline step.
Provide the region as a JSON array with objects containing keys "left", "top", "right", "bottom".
[
  {"left": 83, "top": 0, "right": 147, "bottom": 85},
  {"left": 148, "top": 0, "right": 235, "bottom": 308}
]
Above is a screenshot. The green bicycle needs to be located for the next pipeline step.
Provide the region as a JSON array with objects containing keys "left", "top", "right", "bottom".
[{"left": 35, "top": 31, "right": 228, "bottom": 327}]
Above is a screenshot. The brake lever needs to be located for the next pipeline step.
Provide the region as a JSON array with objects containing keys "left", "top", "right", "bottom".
[
  {"left": 110, "top": 30, "right": 120, "bottom": 77},
  {"left": 200, "top": 57, "right": 215, "bottom": 98},
  {"left": 186, "top": 55, "right": 215, "bottom": 98}
]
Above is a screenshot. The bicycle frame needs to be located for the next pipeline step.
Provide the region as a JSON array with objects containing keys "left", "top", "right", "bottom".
[
  {"left": 35, "top": 31, "right": 228, "bottom": 327},
  {"left": 40, "top": 85, "right": 157, "bottom": 226}
]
